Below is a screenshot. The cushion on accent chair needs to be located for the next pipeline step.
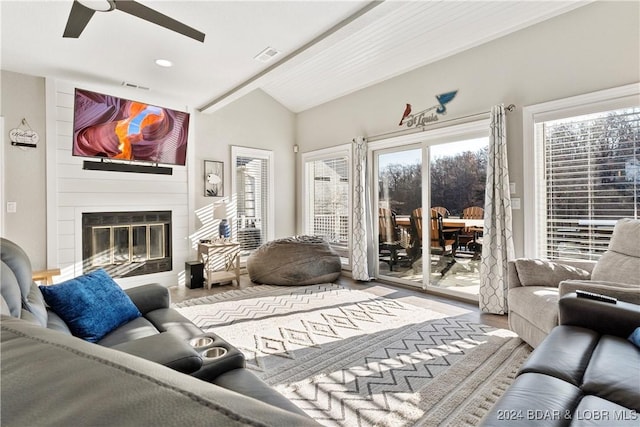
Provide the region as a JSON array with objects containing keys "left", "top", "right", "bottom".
[{"left": 40, "top": 269, "right": 141, "bottom": 342}]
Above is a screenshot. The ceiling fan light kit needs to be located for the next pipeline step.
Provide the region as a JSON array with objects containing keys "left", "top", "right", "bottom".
[{"left": 77, "top": 0, "right": 115, "bottom": 12}]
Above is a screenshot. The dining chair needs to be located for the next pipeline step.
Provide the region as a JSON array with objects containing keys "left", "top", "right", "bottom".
[
  {"left": 429, "top": 208, "right": 458, "bottom": 275},
  {"left": 409, "top": 208, "right": 423, "bottom": 261},
  {"left": 460, "top": 206, "right": 484, "bottom": 256},
  {"left": 432, "top": 206, "right": 450, "bottom": 218},
  {"left": 430, "top": 209, "right": 458, "bottom": 256},
  {"left": 378, "top": 207, "right": 408, "bottom": 271},
  {"left": 462, "top": 206, "right": 484, "bottom": 219}
]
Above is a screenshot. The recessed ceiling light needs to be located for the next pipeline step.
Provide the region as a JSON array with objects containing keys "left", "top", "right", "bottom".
[
  {"left": 254, "top": 47, "right": 281, "bottom": 63},
  {"left": 155, "top": 59, "right": 173, "bottom": 68}
]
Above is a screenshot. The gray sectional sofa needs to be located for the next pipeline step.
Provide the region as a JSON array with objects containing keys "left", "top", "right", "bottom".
[
  {"left": 507, "top": 218, "right": 640, "bottom": 348},
  {"left": 1, "top": 237, "right": 318, "bottom": 426}
]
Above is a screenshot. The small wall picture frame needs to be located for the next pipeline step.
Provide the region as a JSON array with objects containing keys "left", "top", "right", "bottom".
[{"left": 204, "top": 160, "right": 224, "bottom": 197}]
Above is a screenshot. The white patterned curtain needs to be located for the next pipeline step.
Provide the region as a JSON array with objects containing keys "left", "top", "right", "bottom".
[
  {"left": 479, "top": 105, "right": 515, "bottom": 314},
  {"left": 351, "top": 137, "right": 373, "bottom": 281}
]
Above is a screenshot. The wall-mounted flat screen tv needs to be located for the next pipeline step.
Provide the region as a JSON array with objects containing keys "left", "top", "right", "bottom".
[{"left": 72, "top": 88, "right": 189, "bottom": 166}]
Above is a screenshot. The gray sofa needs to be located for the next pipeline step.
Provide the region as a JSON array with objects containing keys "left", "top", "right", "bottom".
[
  {"left": 507, "top": 218, "right": 640, "bottom": 348},
  {"left": 481, "top": 293, "right": 640, "bottom": 426},
  {"left": 1, "top": 237, "right": 317, "bottom": 426}
]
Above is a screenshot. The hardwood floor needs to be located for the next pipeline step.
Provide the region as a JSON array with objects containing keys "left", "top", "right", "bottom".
[{"left": 169, "top": 274, "right": 509, "bottom": 330}]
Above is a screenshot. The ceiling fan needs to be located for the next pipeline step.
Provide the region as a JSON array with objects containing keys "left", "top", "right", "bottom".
[{"left": 63, "top": 0, "right": 205, "bottom": 42}]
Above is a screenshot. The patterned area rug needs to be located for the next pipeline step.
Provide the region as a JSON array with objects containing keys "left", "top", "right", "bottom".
[{"left": 174, "top": 284, "right": 531, "bottom": 427}]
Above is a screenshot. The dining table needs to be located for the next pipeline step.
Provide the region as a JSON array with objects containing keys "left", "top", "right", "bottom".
[
  {"left": 393, "top": 216, "right": 484, "bottom": 231},
  {"left": 442, "top": 218, "right": 484, "bottom": 229}
]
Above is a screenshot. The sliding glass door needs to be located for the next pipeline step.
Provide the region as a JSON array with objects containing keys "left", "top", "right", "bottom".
[
  {"left": 376, "top": 146, "right": 422, "bottom": 284},
  {"left": 428, "top": 137, "right": 487, "bottom": 298},
  {"left": 373, "top": 123, "right": 488, "bottom": 301}
]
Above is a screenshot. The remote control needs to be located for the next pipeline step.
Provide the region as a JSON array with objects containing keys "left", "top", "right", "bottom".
[{"left": 575, "top": 290, "right": 617, "bottom": 304}]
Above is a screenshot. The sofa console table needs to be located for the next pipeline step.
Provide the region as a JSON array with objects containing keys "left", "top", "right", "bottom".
[{"left": 198, "top": 242, "right": 241, "bottom": 288}]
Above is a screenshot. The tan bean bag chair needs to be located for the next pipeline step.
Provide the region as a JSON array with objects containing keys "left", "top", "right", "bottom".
[{"left": 247, "top": 236, "right": 341, "bottom": 285}]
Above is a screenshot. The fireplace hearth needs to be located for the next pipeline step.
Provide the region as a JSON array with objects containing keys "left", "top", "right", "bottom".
[{"left": 82, "top": 211, "right": 172, "bottom": 278}]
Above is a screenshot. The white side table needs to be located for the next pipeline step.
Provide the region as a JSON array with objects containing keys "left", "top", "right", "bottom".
[{"left": 197, "top": 242, "right": 241, "bottom": 289}]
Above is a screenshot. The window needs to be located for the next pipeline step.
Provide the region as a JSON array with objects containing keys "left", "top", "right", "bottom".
[
  {"left": 523, "top": 84, "right": 639, "bottom": 259},
  {"left": 302, "top": 146, "right": 350, "bottom": 266},
  {"left": 231, "top": 147, "right": 274, "bottom": 256}
]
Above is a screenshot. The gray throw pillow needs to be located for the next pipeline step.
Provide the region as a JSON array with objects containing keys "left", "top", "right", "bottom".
[{"left": 514, "top": 259, "right": 591, "bottom": 287}]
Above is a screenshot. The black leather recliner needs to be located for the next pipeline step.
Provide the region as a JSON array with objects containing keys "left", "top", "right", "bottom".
[
  {"left": 0, "top": 237, "right": 244, "bottom": 378},
  {"left": 1, "top": 237, "right": 311, "bottom": 421},
  {"left": 481, "top": 293, "right": 640, "bottom": 426}
]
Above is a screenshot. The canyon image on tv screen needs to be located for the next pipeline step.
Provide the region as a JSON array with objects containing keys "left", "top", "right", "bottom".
[{"left": 72, "top": 88, "right": 190, "bottom": 166}]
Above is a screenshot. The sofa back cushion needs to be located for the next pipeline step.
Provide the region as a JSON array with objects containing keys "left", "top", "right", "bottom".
[
  {"left": 591, "top": 218, "right": 640, "bottom": 286},
  {"left": 0, "top": 238, "right": 48, "bottom": 327},
  {"left": 514, "top": 259, "right": 591, "bottom": 287},
  {"left": 40, "top": 269, "right": 142, "bottom": 343}
]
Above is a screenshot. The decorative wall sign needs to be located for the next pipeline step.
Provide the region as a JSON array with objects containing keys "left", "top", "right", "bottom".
[
  {"left": 398, "top": 90, "right": 458, "bottom": 128},
  {"left": 204, "top": 160, "right": 224, "bottom": 197},
  {"left": 9, "top": 118, "right": 39, "bottom": 147}
]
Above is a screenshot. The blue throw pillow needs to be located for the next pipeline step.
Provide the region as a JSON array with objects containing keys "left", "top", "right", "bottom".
[
  {"left": 629, "top": 327, "right": 640, "bottom": 349},
  {"left": 40, "top": 269, "right": 141, "bottom": 343}
]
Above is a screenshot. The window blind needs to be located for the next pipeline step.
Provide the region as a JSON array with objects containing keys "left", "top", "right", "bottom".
[
  {"left": 236, "top": 155, "right": 269, "bottom": 255},
  {"left": 539, "top": 107, "right": 639, "bottom": 260},
  {"left": 306, "top": 157, "right": 349, "bottom": 257}
]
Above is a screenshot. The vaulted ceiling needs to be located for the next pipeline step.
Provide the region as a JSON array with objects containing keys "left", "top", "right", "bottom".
[{"left": 1, "top": 1, "right": 590, "bottom": 113}]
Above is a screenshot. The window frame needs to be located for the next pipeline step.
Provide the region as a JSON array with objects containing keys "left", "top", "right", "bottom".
[
  {"left": 522, "top": 83, "right": 640, "bottom": 258},
  {"left": 301, "top": 144, "right": 352, "bottom": 268},
  {"left": 231, "top": 146, "right": 275, "bottom": 247}
]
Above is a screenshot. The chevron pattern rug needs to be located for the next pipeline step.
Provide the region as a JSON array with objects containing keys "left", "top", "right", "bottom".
[{"left": 174, "top": 284, "right": 531, "bottom": 427}]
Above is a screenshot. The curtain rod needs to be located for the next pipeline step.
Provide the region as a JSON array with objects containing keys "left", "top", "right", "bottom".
[{"left": 365, "top": 103, "right": 516, "bottom": 142}]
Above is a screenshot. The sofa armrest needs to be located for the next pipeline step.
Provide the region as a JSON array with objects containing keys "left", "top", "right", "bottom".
[
  {"left": 558, "top": 293, "right": 640, "bottom": 338},
  {"left": 507, "top": 261, "right": 523, "bottom": 289},
  {"left": 111, "top": 332, "right": 202, "bottom": 374},
  {"left": 125, "top": 283, "right": 170, "bottom": 314},
  {"left": 559, "top": 279, "right": 640, "bottom": 304}
]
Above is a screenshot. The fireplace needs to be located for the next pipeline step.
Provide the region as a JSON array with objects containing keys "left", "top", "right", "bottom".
[{"left": 82, "top": 211, "right": 172, "bottom": 278}]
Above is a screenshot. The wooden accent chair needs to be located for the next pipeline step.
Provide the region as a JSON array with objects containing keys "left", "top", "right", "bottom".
[
  {"left": 378, "top": 207, "right": 408, "bottom": 271},
  {"left": 459, "top": 206, "right": 484, "bottom": 257},
  {"left": 430, "top": 209, "right": 458, "bottom": 256},
  {"left": 409, "top": 207, "right": 423, "bottom": 261},
  {"left": 431, "top": 206, "right": 450, "bottom": 218},
  {"left": 429, "top": 208, "right": 459, "bottom": 275}
]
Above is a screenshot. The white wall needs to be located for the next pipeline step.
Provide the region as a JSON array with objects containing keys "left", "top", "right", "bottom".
[
  {"left": 1, "top": 75, "right": 296, "bottom": 286},
  {"left": 0, "top": 70, "right": 47, "bottom": 269},
  {"left": 2, "top": 1, "right": 636, "bottom": 277},
  {"left": 194, "top": 89, "right": 297, "bottom": 240},
  {"left": 295, "top": 1, "right": 640, "bottom": 257}
]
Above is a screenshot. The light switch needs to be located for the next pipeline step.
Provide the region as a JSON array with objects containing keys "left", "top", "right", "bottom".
[
  {"left": 7, "top": 201, "right": 17, "bottom": 213},
  {"left": 509, "top": 182, "right": 516, "bottom": 195},
  {"left": 511, "top": 198, "right": 521, "bottom": 210}
]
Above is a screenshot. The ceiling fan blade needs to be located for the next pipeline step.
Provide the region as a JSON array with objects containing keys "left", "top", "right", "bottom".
[
  {"left": 114, "top": 1, "right": 205, "bottom": 42},
  {"left": 63, "top": 1, "right": 96, "bottom": 38}
]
